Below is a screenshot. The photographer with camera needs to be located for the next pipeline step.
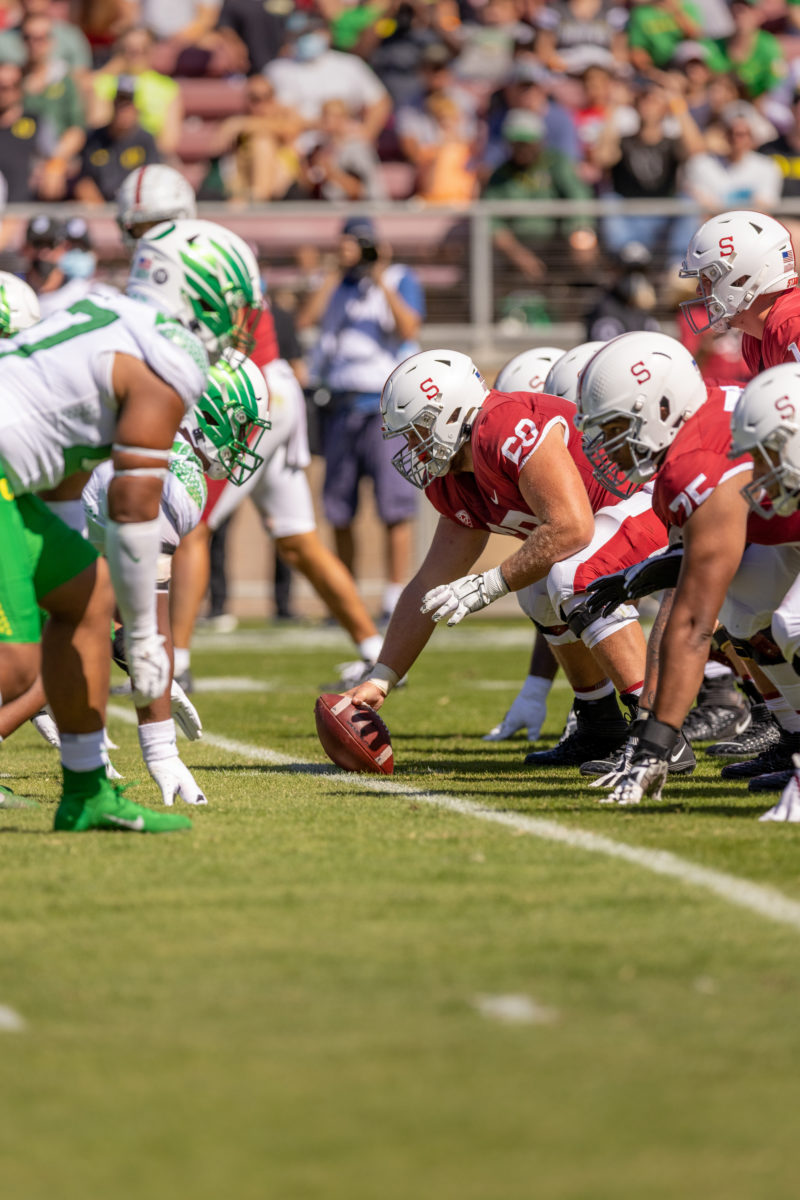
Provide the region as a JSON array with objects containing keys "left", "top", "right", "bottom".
[{"left": 300, "top": 215, "right": 425, "bottom": 621}]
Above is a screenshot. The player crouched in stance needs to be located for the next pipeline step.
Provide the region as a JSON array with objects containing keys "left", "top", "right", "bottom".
[
  {"left": 81, "top": 352, "right": 271, "bottom": 806},
  {"left": 343, "top": 349, "right": 667, "bottom": 771},
  {"left": 575, "top": 334, "right": 800, "bottom": 812},
  {"left": 0, "top": 217, "right": 262, "bottom": 831}
]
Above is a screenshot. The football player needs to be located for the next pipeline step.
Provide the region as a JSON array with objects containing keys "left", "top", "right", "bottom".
[
  {"left": 575, "top": 332, "right": 800, "bottom": 807},
  {"left": 0, "top": 217, "right": 262, "bottom": 832},
  {"left": 343, "top": 348, "right": 669, "bottom": 770},
  {"left": 681, "top": 209, "right": 800, "bottom": 376}
]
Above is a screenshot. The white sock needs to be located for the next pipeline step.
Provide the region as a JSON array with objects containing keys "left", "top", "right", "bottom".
[
  {"left": 174, "top": 647, "right": 191, "bottom": 676},
  {"left": 704, "top": 660, "right": 733, "bottom": 680},
  {"left": 574, "top": 679, "right": 614, "bottom": 702},
  {"left": 358, "top": 634, "right": 383, "bottom": 663},
  {"left": 382, "top": 583, "right": 403, "bottom": 615},
  {"left": 138, "top": 719, "right": 177, "bottom": 763},
  {"left": 763, "top": 692, "right": 800, "bottom": 732},
  {"left": 60, "top": 730, "right": 105, "bottom": 773}
]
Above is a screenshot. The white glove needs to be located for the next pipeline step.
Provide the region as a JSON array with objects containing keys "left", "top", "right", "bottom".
[
  {"left": 421, "top": 566, "right": 509, "bottom": 628},
  {"left": 31, "top": 708, "right": 60, "bottom": 748},
  {"left": 103, "top": 753, "right": 123, "bottom": 781},
  {"left": 759, "top": 754, "right": 800, "bottom": 822},
  {"left": 170, "top": 678, "right": 203, "bottom": 741},
  {"left": 126, "top": 632, "right": 171, "bottom": 706},
  {"left": 146, "top": 754, "right": 208, "bottom": 807},
  {"left": 483, "top": 675, "right": 552, "bottom": 742}
]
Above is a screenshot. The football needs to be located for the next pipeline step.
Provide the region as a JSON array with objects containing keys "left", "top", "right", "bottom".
[{"left": 314, "top": 693, "right": 394, "bottom": 775}]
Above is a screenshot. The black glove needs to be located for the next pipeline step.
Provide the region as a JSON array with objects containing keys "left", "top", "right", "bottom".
[{"left": 585, "top": 545, "right": 684, "bottom": 618}]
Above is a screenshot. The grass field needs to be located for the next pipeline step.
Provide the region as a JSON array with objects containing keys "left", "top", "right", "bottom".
[{"left": 2, "top": 617, "right": 800, "bottom": 1200}]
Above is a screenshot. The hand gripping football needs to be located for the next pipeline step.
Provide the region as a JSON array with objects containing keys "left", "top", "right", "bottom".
[{"left": 314, "top": 693, "right": 394, "bottom": 775}]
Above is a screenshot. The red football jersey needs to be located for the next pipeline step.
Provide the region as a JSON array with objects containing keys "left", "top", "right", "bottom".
[
  {"left": 426, "top": 390, "right": 613, "bottom": 539},
  {"left": 742, "top": 287, "right": 800, "bottom": 377},
  {"left": 653, "top": 386, "right": 751, "bottom": 529}
]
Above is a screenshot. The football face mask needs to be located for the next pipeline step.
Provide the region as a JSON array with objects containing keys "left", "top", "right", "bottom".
[{"left": 185, "top": 355, "right": 271, "bottom": 485}]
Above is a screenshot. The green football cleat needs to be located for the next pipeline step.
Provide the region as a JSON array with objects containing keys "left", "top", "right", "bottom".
[
  {"left": 0, "top": 781, "right": 39, "bottom": 809},
  {"left": 54, "top": 776, "right": 192, "bottom": 833}
]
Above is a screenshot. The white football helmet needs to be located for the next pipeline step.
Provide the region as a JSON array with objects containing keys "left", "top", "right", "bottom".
[
  {"left": 381, "top": 349, "right": 489, "bottom": 489},
  {"left": 680, "top": 210, "right": 797, "bottom": 334},
  {"left": 494, "top": 346, "right": 565, "bottom": 393},
  {"left": 576, "top": 331, "right": 707, "bottom": 490},
  {"left": 126, "top": 219, "right": 263, "bottom": 364},
  {"left": 543, "top": 341, "right": 605, "bottom": 402},
  {"left": 116, "top": 164, "right": 197, "bottom": 247},
  {"left": 0, "top": 272, "right": 39, "bottom": 336},
  {"left": 184, "top": 351, "right": 271, "bottom": 485},
  {"left": 730, "top": 364, "right": 800, "bottom": 518}
]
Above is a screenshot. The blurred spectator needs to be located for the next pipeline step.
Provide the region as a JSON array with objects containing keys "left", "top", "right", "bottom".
[
  {"left": 584, "top": 242, "right": 660, "bottom": 341},
  {"left": 407, "top": 91, "right": 478, "bottom": 203},
  {"left": 69, "top": 1, "right": 137, "bottom": 68},
  {"left": 74, "top": 73, "right": 159, "bottom": 201},
  {"left": 299, "top": 215, "right": 424, "bottom": 620},
  {"left": 452, "top": 0, "right": 528, "bottom": 86},
  {"left": 20, "top": 10, "right": 86, "bottom": 200},
  {"left": 265, "top": 9, "right": 391, "bottom": 143},
  {"left": 572, "top": 57, "right": 627, "bottom": 184},
  {"left": 299, "top": 97, "right": 385, "bottom": 202},
  {"left": 484, "top": 58, "right": 581, "bottom": 174},
  {"left": 668, "top": 40, "right": 714, "bottom": 118},
  {"left": 90, "top": 25, "right": 182, "bottom": 156},
  {"left": 214, "top": 0, "right": 289, "bottom": 73},
  {"left": 396, "top": 41, "right": 478, "bottom": 157},
  {"left": 360, "top": 2, "right": 461, "bottom": 109},
  {"left": 33, "top": 214, "right": 101, "bottom": 315},
  {"left": 0, "top": 60, "right": 42, "bottom": 200},
  {"left": 135, "top": 0, "right": 238, "bottom": 77},
  {"left": 0, "top": 0, "right": 92, "bottom": 76},
  {"left": 703, "top": 0, "right": 786, "bottom": 99},
  {"left": 760, "top": 87, "right": 800, "bottom": 196},
  {"left": 534, "top": 0, "right": 629, "bottom": 75},
  {"left": 20, "top": 211, "right": 63, "bottom": 291},
  {"left": 483, "top": 109, "right": 596, "bottom": 284},
  {"left": 627, "top": 0, "right": 702, "bottom": 75},
  {"left": 684, "top": 102, "right": 783, "bottom": 212},
  {"left": 593, "top": 81, "right": 704, "bottom": 265},
  {"left": 686, "top": 68, "right": 741, "bottom": 130},
  {"left": 210, "top": 73, "right": 303, "bottom": 202}
]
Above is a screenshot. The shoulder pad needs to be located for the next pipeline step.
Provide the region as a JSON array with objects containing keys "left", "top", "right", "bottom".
[{"left": 156, "top": 317, "right": 208, "bottom": 375}]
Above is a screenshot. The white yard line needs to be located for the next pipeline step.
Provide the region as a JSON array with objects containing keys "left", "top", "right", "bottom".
[
  {"left": 472, "top": 994, "right": 560, "bottom": 1026},
  {"left": 107, "top": 704, "right": 800, "bottom": 934}
]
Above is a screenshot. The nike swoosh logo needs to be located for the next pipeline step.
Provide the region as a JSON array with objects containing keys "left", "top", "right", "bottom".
[
  {"left": 670, "top": 743, "right": 686, "bottom": 763},
  {"left": 121, "top": 545, "right": 141, "bottom": 563},
  {"left": 491, "top": 490, "right": 499, "bottom": 504},
  {"left": 104, "top": 814, "right": 145, "bottom": 831}
]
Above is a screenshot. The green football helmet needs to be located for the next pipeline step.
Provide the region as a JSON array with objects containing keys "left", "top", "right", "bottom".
[
  {"left": 184, "top": 352, "right": 271, "bottom": 485},
  {"left": 126, "top": 218, "right": 263, "bottom": 363}
]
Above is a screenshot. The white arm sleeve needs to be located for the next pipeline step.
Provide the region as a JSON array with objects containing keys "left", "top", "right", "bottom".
[{"left": 105, "top": 517, "right": 162, "bottom": 638}]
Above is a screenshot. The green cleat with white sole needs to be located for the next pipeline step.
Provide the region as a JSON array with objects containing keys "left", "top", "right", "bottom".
[{"left": 54, "top": 769, "right": 192, "bottom": 833}]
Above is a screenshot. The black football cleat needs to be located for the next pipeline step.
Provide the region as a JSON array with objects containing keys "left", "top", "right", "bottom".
[
  {"left": 581, "top": 728, "right": 696, "bottom": 778},
  {"left": 720, "top": 729, "right": 800, "bottom": 779},
  {"left": 525, "top": 695, "right": 629, "bottom": 768},
  {"left": 682, "top": 675, "right": 751, "bottom": 742},
  {"left": 748, "top": 768, "right": 794, "bottom": 793},
  {"left": 706, "top": 703, "right": 780, "bottom": 758}
]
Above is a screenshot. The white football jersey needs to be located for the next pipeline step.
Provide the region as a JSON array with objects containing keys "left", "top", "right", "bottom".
[
  {"left": 83, "top": 435, "right": 206, "bottom": 557},
  {"left": 0, "top": 290, "right": 209, "bottom": 495}
]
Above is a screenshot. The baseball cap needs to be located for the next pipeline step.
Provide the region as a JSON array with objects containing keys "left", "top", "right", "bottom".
[
  {"left": 671, "top": 41, "right": 709, "bottom": 66},
  {"left": 25, "top": 213, "right": 64, "bottom": 247},
  {"left": 65, "top": 215, "right": 91, "bottom": 248},
  {"left": 115, "top": 73, "right": 136, "bottom": 101},
  {"left": 501, "top": 109, "right": 545, "bottom": 143},
  {"left": 342, "top": 215, "right": 377, "bottom": 241}
]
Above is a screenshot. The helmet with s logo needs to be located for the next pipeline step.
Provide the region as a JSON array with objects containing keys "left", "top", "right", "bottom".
[{"left": 730, "top": 363, "right": 800, "bottom": 518}]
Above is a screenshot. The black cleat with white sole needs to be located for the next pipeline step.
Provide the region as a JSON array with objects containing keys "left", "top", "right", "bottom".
[
  {"left": 525, "top": 694, "right": 629, "bottom": 768},
  {"left": 581, "top": 728, "right": 696, "bottom": 779},
  {"left": 705, "top": 703, "right": 780, "bottom": 758}
]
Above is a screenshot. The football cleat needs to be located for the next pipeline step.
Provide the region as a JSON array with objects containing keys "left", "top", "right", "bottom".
[
  {"left": 748, "top": 768, "right": 794, "bottom": 793},
  {"left": 604, "top": 753, "right": 669, "bottom": 806},
  {"left": 173, "top": 668, "right": 195, "bottom": 695},
  {"left": 682, "top": 676, "right": 750, "bottom": 742},
  {"left": 54, "top": 777, "right": 192, "bottom": 833},
  {"left": 719, "top": 729, "right": 800, "bottom": 779},
  {"left": 758, "top": 756, "right": 800, "bottom": 820},
  {"left": 524, "top": 698, "right": 628, "bottom": 768},
  {"left": 583, "top": 728, "right": 696, "bottom": 782},
  {"left": 705, "top": 703, "right": 780, "bottom": 758}
]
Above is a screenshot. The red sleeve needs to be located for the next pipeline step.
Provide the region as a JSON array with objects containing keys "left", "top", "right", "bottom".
[
  {"left": 474, "top": 394, "right": 567, "bottom": 487},
  {"left": 740, "top": 334, "right": 762, "bottom": 378},
  {"left": 249, "top": 304, "right": 279, "bottom": 368},
  {"left": 747, "top": 509, "right": 800, "bottom": 545},
  {"left": 654, "top": 452, "right": 749, "bottom": 529}
]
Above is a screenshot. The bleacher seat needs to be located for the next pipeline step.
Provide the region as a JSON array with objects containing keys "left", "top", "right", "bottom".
[{"left": 178, "top": 78, "right": 247, "bottom": 121}]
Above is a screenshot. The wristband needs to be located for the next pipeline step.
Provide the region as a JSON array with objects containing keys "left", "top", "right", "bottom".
[
  {"left": 637, "top": 715, "right": 680, "bottom": 760},
  {"left": 484, "top": 565, "right": 510, "bottom": 601},
  {"left": 367, "top": 663, "right": 400, "bottom": 696}
]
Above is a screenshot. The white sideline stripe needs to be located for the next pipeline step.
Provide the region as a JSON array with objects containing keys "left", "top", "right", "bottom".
[
  {"left": 473, "top": 994, "right": 559, "bottom": 1026},
  {"left": 0, "top": 1005, "right": 26, "bottom": 1032},
  {"left": 106, "top": 705, "right": 800, "bottom": 934},
  {"left": 193, "top": 677, "right": 274, "bottom": 694}
]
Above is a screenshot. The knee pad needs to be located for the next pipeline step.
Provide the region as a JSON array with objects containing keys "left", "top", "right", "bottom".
[
  {"left": 771, "top": 608, "right": 800, "bottom": 666},
  {"left": 532, "top": 619, "right": 578, "bottom": 646},
  {"left": 730, "top": 628, "right": 787, "bottom": 666},
  {"left": 562, "top": 595, "right": 638, "bottom": 651}
]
